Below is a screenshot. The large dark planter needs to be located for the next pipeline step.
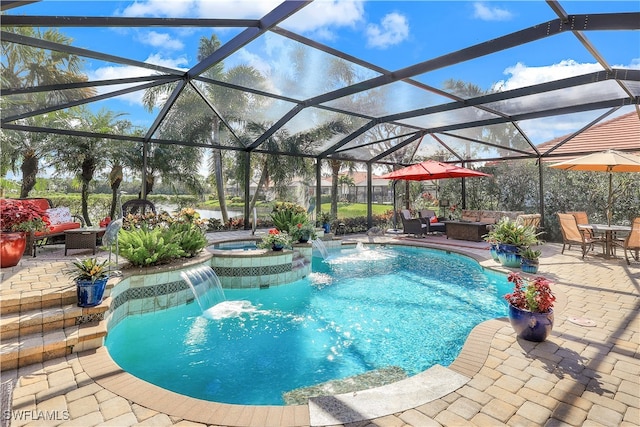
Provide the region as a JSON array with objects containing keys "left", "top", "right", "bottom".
[
  {"left": 76, "top": 277, "right": 108, "bottom": 307},
  {"left": 508, "top": 304, "right": 554, "bottom": 342},
  {"left": 272, "top": 244, "right": 284, "bottom": 251},
  {"left": 497, "top": 243, "right": 521, "bottom": 267},
  {"left": 322, "top": 223, "right": 330, "bottom": 234},
  {"left": 0, "top": 232, "right": 27, "bottom": 268}
]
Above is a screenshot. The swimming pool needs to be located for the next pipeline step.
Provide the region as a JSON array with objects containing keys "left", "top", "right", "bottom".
[{"left": 105, "top": 244, "right": 511, "bottom": 405}]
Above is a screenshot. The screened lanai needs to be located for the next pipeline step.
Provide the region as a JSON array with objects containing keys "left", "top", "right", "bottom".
[{"left": 1, "top": 0, "right": 639, "bottom": 226}]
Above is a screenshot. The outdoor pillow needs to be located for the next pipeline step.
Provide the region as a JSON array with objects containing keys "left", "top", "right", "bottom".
[
  {"left": 46, "top": 207, "right": 72, "bottom": 225},
  {"left": 481, "top": 217, "right": 496, "bottom": 224},
  {"left": 430, "top": 216, "right": 438, "bottom": 224}
]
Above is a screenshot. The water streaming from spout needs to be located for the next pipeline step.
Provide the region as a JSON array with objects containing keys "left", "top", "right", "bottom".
[
  {"left": 181, "top": 266, "right": 225, "bottom": 313},
  {"left": 312, "top": 238, "right": 329, "bottom": 259}
]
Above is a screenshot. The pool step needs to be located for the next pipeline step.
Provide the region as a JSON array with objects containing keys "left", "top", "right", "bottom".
[{"left": 0, "top": 299, "right": 109, "bottom": 372}]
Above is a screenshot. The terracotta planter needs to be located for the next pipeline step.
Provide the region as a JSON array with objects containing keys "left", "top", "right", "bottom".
[{"left": 0, "top": 232, "right": 27, "bottom": 268}]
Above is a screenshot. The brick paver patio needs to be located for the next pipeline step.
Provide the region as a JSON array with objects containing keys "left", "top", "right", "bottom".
[{"left": 1, "top": 231, "right": 638, "bottom": 426}]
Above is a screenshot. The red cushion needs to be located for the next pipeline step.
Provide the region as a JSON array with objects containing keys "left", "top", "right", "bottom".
[
  {"left": 430, "top": 216, "right": 438, "bottom": 224},
  {"left": 35, "top": 222, "right": 80, "bottom": 236},
  {"left": 28, "top": 198, "right": 52, "bottom": 211}
]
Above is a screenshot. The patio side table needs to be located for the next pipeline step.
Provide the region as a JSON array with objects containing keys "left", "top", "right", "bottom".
[{"left": 64, "top": 228, "right": 106, "bottom": 256}]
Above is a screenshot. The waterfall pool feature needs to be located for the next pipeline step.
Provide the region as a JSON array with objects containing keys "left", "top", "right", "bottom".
[{"left": 105, "top": 244, "right": 512, "bottom": 406}]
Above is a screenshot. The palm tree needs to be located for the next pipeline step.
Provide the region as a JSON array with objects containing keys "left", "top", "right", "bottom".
[
  {"left": 1, "top": 27, "right": 94, "bottom": 197},
  {"left": 143, "top": 34, "right": 267, "bottom": 224},
  {"left": 48, "top": 107, "right": 131, "bottom": 225},
  {"left": 235, "top": 121, "right": 347, "bottom": 213},
  {"left": 338, "top": 174, "right": 355, "bottom": 201}
]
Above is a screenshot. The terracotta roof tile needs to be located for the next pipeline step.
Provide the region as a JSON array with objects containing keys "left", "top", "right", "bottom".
[{"left": 538, "top": 111, "right": 640, "bottom": 162}]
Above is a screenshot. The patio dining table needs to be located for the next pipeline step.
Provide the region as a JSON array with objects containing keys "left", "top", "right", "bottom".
[{"left": 579, "top": 223, "right": 631, "bottom": 258}]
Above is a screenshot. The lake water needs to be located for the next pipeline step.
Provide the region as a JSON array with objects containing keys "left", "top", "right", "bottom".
[{"left": 157, "top": 204, "right": 242, "bottom": 220}]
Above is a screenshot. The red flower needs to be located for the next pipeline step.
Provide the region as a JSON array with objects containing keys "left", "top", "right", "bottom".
[
  {"left": 0, "top": 199, "right": 50, "bottom": 232},
  {"left": 504, "top": 272, "right": 555, "bottom": 313},
  {"left": 268, "top": 228, "right": 279, "bottom": 235}
]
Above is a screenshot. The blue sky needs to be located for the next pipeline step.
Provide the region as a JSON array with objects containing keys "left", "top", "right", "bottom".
[{"left": 10, "top": 0, "right": 640, "bottom": 144}]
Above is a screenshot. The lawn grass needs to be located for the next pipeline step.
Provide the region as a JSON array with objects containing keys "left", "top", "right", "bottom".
[{"left": 319, "top": 203, "right": 393, "bottom": 218}]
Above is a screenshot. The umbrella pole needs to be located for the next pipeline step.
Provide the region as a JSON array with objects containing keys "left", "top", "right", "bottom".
[
  {"left": 392, "top": 181, "right": 398, "bottom": 230},
  {"left": 607, "top": 172, "right": 613, "bottom": 226}
]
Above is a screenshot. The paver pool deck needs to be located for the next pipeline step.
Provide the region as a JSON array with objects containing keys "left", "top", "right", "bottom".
[{"left": 1, "top": 230, "right": 638, "bottom": 426}]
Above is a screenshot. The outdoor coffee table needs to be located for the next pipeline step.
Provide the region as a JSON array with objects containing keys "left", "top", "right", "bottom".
[
  {"left": 64, "top": 228, "right": 106, "bottom": 256},
  {"left": 443, "top": 220, "right": 491, "bottom": 242}
]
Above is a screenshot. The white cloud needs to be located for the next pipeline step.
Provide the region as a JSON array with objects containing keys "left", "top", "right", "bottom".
[
  {"left": 235, "top": 48, "right": 271, "bottom": 77},
  {"left": 196, "top": 0, "right": 279, "bottom": 19},
  {"left": 282, "top": 1, "right": 365, "bottom": 35},
  {"left": 473, "top": 2, "right": 513, "bottom": 21},
  {"left": 140, "top": 31, "right": 185, "bottom": 51},
  {"left": 492, "top": 60, "right": 604, "bottom": 91},
  {"left": 116, "top": 0, "right": 365, "bottom": 41},
  {"left": 365, "top": 12, "right": 409, "bottom": 49},
  {"left": 118, "top": 0, "right": 196, "bottom": 17},
  {"left": 88, "top": 54, "right": 189, "bottom": 106},
  {"left": 494, "top": 60, "right": 640, "bottom": 143},
  {"left": 118, "top": 0, "right": 288, "bottom": 19}
]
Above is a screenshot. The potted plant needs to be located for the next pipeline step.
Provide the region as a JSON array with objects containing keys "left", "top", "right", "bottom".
[
  {"left": 482, "top": 230, "right": 501, "bottom": 262},
  {"left": 503, "top": 272, "right": 555, "bottom": 342},
  {"left": 0, "top": 199, "right": 50, "bottom": 268},
  {"left": 490, "top": 218, "right": 542, "bottom": 268},
  {"left": 519, "top": 247, "right": 541, "bottom": 274},
  {"left": 257, "top": 229, "right": 292, "bottom": 251},
  {"left": 318, "top": 212, "right": 333, "bottom": 234},
  {"left": 70, "top": 257, "right": 110, "bottom": 307},
  {"left": 289, "top": 221, "right": 317, "bottom": 243}
]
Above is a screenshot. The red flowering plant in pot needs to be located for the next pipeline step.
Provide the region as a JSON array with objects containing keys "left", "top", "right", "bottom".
[
  {"left": 504, "top": 272, "right": 556, "bottom": 342},
  {"left": 257, "top": 228, "right": 292, "bottom": 251},
  {"left": 0, "top": 199, "right": 50, "bottom": 267}
]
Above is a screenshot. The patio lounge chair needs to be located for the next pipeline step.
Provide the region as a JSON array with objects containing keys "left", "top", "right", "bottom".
[
  {"left": 616, "top": 217, "right": 640, "bottom": 265},
  {"left": 400, "top": 209, "right": 427, "bottom": 237},
  {"left": 418, "top": 209, "right": 446, "bottom": 233},
  {"left": 557, "top": 213, "right": 603, "bottom": 258},
  {"left": 122, "top": 199, "right": 156, "bottom": 216}
]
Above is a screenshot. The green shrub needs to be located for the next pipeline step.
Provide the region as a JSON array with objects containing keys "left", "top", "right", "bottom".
[
  {"left": 270, "top": 202, "right": 308, "bottom": 232},
  {"left": 117, "top": 225, "right": 184, "bottom": 267},
  {"left": 167, "top": 222, "right": 208, "bottom": 257},
  {"left": 118, "top": 209, "right": 208, "bottom": 266}
]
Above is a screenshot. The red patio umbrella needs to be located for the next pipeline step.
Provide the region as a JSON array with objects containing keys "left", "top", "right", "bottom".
[
  {"left": 381, "top": 160, "right": 491, "bottom": 230},
  {"left": 380, "top": 160, "right": 491, "bottom": 181}
]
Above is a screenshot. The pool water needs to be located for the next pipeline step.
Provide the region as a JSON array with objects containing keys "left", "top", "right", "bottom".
[
  {"left": 105, "top": 245, "right": 511, "bottom": 405},
  {"left": 210, "top": 241, "right": 258, "bottom": 250}
]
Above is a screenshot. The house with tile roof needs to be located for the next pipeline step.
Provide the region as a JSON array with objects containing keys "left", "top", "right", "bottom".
[{"left": 537, "top": 111, "right": 640, "bottom": 162}]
